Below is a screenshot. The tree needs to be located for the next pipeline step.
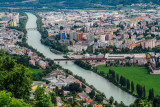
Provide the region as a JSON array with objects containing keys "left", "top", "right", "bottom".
[
  {"left": 125, "top": 56, "right": 131, "bottom": 60},
  {"left": 66, "top": 83, "right": 83, "bottom": 92},
  {"left": 131, "top": 81, "right": 134, "bottom": 93},
  {"left": 0, "top": 50, "right": 32, "bottom": 100},
  {"left": 74, "top": 60, "right": 91, "bottom": 70},
  {"left": 48, "top": 60, "right": 54, "bottom": 66},
  {"left": 120, "top": 76, "right": 123, "bottom": 86},
  {"left": 106, "top": 63, "right": 108, "bottom": 67},
  {"left": 116, "top": 74, "right": 119, "bottom": 83},
  {"left": 148, "top": 88, "right": 154, "bottom": 100},
  {"left": 119, "top": 101, "right": 125, "bottom": 107},
  {"left": 0, "top": 91, "right": 30, "bottom": 107},
  {"left": 108, "top": 69, "right": 116, "bottom": 81},
  {"left": 143, "top": 86, "right": 146, "bottom": 98},
  {"left": 153, "top": 96, "right": 160, "bottom": 107},
  {"left": 120, "top": 76, "right": 126, "bottom": 86},
  {"left": 50, "top": 92, "right": 56, "bottom": 105},
  {"left": 136, "top": 84, "right": 143, "bottom": 98},
  {"left": 134, "top": 99, "right": 145, "bottom": 107},
  {"left": 0, "top": 91, "right": 12, "bottom": 106},
  {"left": 34, "top": 86, "right": 52, "bottom": 107},
  {"left": 11, "top": 54, "right": 30, "bottom": 67},
  {"left": 109, "top": 96, "right": 114, "bottom": 104},
  {"left": 95, "top": 94, "right": 103, "bottom": 103},
  {"left": 89, "top": 90, "right": 95, "bottom": 99},
  {"left": 127, "top": 79, "right": 130, "bottom": 90},
  {"left": 93, "top": 67, "right": 97, "bottom": 72},
  {"left": 60, "top": 26, "right": 64, "bottom": 30}
]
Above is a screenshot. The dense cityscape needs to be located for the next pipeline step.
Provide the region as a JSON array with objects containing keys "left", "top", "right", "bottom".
[{"left": 1, "top": 1, "right": 160, "bottom": 107}]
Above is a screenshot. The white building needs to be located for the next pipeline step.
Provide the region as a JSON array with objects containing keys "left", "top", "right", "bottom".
[{"left": 68, "top": 45, "right": 87, "bottom": 52}]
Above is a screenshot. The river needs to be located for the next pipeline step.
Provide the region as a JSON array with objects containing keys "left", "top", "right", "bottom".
[{"left": 26, "top": 12, "right": 136, "bottom": 105}]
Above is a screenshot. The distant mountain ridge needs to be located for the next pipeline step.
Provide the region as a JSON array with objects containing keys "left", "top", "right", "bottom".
[
  {"left": 1, "top": 0, "right": 160, "bottom": 5},
  {"left": 0, "top": 0, "right": 159, "bottom": 9},
  {"left": 39, "top": 0, "right": 160, "bottom": 6},
  {"left": 0, "top": 0, "right": 24, "bottom": 2}
]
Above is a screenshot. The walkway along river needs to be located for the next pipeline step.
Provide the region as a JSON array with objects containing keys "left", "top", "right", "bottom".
[{"left": 26, "top": 12, "right": 136, "bottom": 105}]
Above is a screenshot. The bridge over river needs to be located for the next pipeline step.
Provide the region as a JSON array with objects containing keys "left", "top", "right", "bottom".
[
  {"left": 26, "top": 12, "right": 136, "bottom": 105},
  {"left": 54, "top": 58, "right": 108, "bottom": 61},
  {"left": 54, "top": 58, "right": 148, "bottom": 61},
  {"left": 26, "top": 28, "right": 37, "bottom": 31}
]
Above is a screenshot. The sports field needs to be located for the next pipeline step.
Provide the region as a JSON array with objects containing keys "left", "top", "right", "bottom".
[{"left": 96, "top": 65, "right": 160, "bottom": 97}]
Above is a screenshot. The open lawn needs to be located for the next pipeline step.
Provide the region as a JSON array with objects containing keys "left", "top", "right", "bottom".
[
  {"left": 96, "top": 65, "right": 160, "bottom": 97},
  {"left": 29, "top": 68, "right": 43, "bottom": 74}
]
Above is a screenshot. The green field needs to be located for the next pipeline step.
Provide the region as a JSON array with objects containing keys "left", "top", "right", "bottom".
[
  {"left": 96, "top": 65, "right": 160, "bottom": 97},
  {"left": 29, "top": 68, "right": 43, "bottom": 74}
]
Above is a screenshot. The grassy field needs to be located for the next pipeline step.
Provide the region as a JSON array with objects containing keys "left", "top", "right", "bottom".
[
  {"left": 29, "top": 68, "right": 43, "bottom": 74},
  {"left": 96, "top": 65, "right": 160, "bottom": 97}
]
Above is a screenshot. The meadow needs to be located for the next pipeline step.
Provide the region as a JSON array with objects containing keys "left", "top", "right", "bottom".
[
  {"left": 29, "top": 67, "right": 43, "bottom": 74},
  {"left": 96, "top": 65, "right": 160, "bottom": 97}
]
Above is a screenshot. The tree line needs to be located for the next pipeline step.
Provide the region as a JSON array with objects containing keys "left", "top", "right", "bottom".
[
  {"left": 92, "top": 67, "right": 155, "bottom": 100},
  {"left": 36, "top": 15, "right": 69, "bottom": 54},
  {"left": 74, "top": 59, "right": 92, "bottom": 70},
  {"left": 108, "top": 69, "right": 154, "bottom": 100}
]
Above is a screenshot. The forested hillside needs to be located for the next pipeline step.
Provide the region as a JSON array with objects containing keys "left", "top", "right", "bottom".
[
  {"left": 0, "top": 0, "right": 24, "bottom": 2},
  {"left": 1, "top": 0, "right": 160, "bottom": 6},
  {"left": 38, "top": 0, "right": 160, "bottom": 6},
  {"left": 0, "top": 50, "right": 32, "bottom": 100}
]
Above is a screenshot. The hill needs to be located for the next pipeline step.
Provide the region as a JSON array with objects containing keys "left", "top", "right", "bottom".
[
  {"left": 0, "top": 0, "right": 159, "bottom": 9},
  {"left": 38, "top": 0, "right": 160, "bottom": 6}
]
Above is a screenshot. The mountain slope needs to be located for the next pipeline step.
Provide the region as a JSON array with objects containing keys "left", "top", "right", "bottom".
[{"left": 0, "top": 0, "right": 159, "bottom": 9}]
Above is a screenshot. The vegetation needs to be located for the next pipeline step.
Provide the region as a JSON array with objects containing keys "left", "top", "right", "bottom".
[
  {"left": 74, "top": 59, "right": 92, "bottom": 70},
  {"left": 0, "top": 91, "right": 31, "bottom": 107},
  {"left": 0, "top": 50, "right": 58, "bottom": 106},
  {"left": 12, "top": 13, "right": 45, "bottom": 58},
  {"left": 96, "top": 65, "right": 160, "bottom": 98},
  {"left": 32, "top": 62, "right": 59, "bottom": 81},
  {"left": 36, "top": 15, "right": 69, "bottom": 54},
  {"left": 34, "top": 86, "right": 53, "bottom": 107},
  {"left": 10, "top": 54, "right": 30, "bottom": 67},
  {"left": 2, "top": 0, "right": 160, "bottom": 9},
  {"left": 65, "top": 83, "right": 83, "bottom": 93},
  {"left": 29, "top": 67, "right": 43, "bottom": 74},
  {"left": 89, "top": 90, "right": 95, "bottom": 99},
  {"left": 0, "top": 50, "right": 32, "bottom": 100}
]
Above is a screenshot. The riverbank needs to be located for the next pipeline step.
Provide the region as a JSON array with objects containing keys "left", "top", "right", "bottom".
[
  {"left": 23, "top": 12, "right": 112, "bottom": 105},
  {"left": 50, "top": 47, "right": 63, "bottom": 55},
  {"left": 15, "top": 13, "right": 45, "bottom": 58},
  {"left": 35, "top": 14, "right": 69, "bottom": 54},
  {"left": 26, "top": 12, "right": 136, "bottom": 105},
  {"left": 73, "top": 60, "right": 139, "bottom": 98},
  {"left": 92, "top": 65, "right": 139, "bottom": 98},
  {"left": 97, "top": 65, "right": 160, "bottom": 98},
  {"left": 74, "top": 59, "right": 157, "bottom": 100}
]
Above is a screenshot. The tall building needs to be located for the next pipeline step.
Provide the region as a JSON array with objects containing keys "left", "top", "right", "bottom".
[
  {"left": 9, "top": 13, "right": 19, "bottom": 27},
  {"left": 100, "top": 35, "right": 106, "bottom": 42},
  {"left": 60, "top": 32, "right": 66, "bottom": 40},
  {"left": 142, "top": 38, "right": 156, "bottom": 49},
  {"left": 106, "top": 34, "right": 113, "bottom": 40},
  {"left": 69, "top": 31, "right": 77, "bottom": 40},
  {"left": 77, "top": 33, "right": 83, "bottom": 41},
  {"left": 87, "top": 33, "right": 94, "bottom": 41}
]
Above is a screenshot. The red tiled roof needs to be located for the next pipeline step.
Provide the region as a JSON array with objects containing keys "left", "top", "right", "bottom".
[
  {"left": 95, "top": 104, "right": 103, "bottom": 107},
  {"left": 61, "top": 104, "right": 72, "bottom": 107},
  {"left": 32, "top": 52, "right": 37, "bottom": 56}
]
